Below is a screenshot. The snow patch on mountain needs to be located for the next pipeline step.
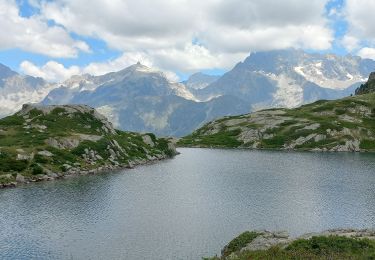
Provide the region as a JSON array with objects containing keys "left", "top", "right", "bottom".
[
  {"left": 133, "top": 63, "right": 159, "bottom": 74},
  {"left": 198, "top": 94, "right": 224, "bottom": 102},
  {"left": 170, "top": 83, "right": 197, "bottom": 101},
  {"left": 61, "top": 74, "right": 98, "bottom": 91},
  {"left": 269, "top": 73, "right": 304, "bottom": 108},
  {"left": 294, "top": 65, "right": 365, "bottom": 90}
]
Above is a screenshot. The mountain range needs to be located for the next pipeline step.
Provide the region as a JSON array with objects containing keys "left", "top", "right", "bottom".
[
  {"left": 41, "top": 63, "right": 249, "bottom": 136},
  {"left": 1, "top": 49, "right": 374, "bottom": 136},
  {"left": 193, "top": 49, "right": 372, "bottom": 108},
  {"left": 0, "top": 64, "right": 54, "bottom": 118}
]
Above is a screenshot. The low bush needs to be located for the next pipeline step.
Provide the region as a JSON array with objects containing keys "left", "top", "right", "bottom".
[
  {"left": 31, "top": 164, "right": 44, "bottom": 175},
  {"left": 222, "top": 231, "right": 259, "bottom": 257},
  {"left": 260, "top": 135, "right": 286, "bottom": 148},
  {"left": 0, "top": 153, "right": 28, "bottom": 172},
  {"left": 286, "top": 235, "right": 375, "bottom": 257},
  {"left": 360, "top": 139, "right": 375, "bottom": 150}
]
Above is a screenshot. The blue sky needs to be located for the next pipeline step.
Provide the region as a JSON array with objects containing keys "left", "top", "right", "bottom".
[{"left": 0, "top": 0, "right": 374, "bottom": 82}]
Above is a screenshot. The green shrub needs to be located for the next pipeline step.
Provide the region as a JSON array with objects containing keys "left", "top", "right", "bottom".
[
  {"left": 51, "top": 107, "right": 66, "bottom": 115},
  {"left": 156, "top": 138, "right": 174, "bottom": 157},
  {"left": 179, "top": 129, "right": 243, "bottom": 148},
  {"left": 72, "top": 139, "right": 110, "bottom": 159},
  {"left": 286, "top": 235, "right": 375, "bottom": 256},
  {"left": 28, "top": 108, "right": 43, "bottom": 117},
  {"left": 31, "top": 164, "right": 43, "bottom": 175},
  {"left": 0, "top": 153, "right": 28, "bottom": 172},
  {"left": 0, "top": 115, "right": 24, "bottom": 126},
  {"left": 47, "top": 147, "right": 76, "bottom": 163},
  {"left": 360, "top": 139, "right": 375, "bottom": 150},
  {"left": 222, "top": 231, "right": 259, "bottom": 257},
  {"left": 311, "top": 103, "right": 335, "bottom": 112},
  {"left": 60, "top": 165, "right": 68, "bottom": 172},
  {"left": 260, "top": 135, "right": 286, "bottom": 148},
  {"left": 335, "top": 108, "right": 346, "bottom": 115},
  {"left": 279, "top": 120, "right": 299, "bottom": 127},
  {"left": 34, "top": 154, "right": 49, "bottom": 164}
]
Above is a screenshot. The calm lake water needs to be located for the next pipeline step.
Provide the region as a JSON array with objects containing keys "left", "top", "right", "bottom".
[{"left": 0, "top": 148, "right": 374, "bottom": 259}]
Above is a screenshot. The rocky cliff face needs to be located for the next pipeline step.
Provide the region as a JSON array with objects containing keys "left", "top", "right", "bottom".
[
  {"left": 0, "top": 104, "right": 177, "bottom": 188},
  {"left": 355, "top": 72, "right": 375, "bottom": 95},
  {"left": 179, "top": 92, "right": 375, "bottom": 152}
]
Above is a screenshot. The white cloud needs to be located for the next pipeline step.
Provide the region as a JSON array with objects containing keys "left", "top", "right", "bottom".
[
  {"left": 40, "top": 0, "right": 196, "bottom": 50},
  {"left": 201, "top": 25, "right": 332, "bottom": 54},
  {"left": 344, "top": 0, "right": 375, "bottom": 39},
  {"left": 0, "top": 0, "right": 89, "bottom": 58},
  {"left": 357, "top": 47, "right": 375, "bottom": 60},
  {"left": 37, "top": 0, "right": 332, "bottom": 73},
  {"left": 209, "top": 0, "right": 327, "bottom": 29},
  {"left": 82, "top": 53, "right": 153, "bottom": 76},
  {"left": 20, "top": 41, "right": 250, "bottom": 82},
  {"left": 342, "top": 35, "right": 360, "bottom": 51},
  {"left": 20, "top": 54, "right": 180, "bottom": 83},
  {"left": 20, "top": 60, "right": 80, "bottom": 82},
  {"left": 12, "top": 0, "right": 335, "bottom": 80},
  {"left": 342, "top": 0, "right": 375, "bottom": 53},
  {"left": 141, "top": 43, "right": 247, "bottom": 72},
  {"left": 82, "top": 51, "right": 181, "bottom": 82},
  {"left": 88, "top": 43, "right": 247, "bottom": 74}
]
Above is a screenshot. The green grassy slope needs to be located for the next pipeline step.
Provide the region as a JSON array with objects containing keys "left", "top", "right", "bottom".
[
  {"left": 179, "top": 93, "right": 375, "bottom": 151},
  {"left": 206, "top": 232, "right": 375, "bottom": 260}
]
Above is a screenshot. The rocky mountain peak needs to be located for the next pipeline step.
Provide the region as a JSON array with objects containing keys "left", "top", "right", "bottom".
[
  {"left": 119, "top": 62, "right": 157, "bottom": 75},
  {"left": 183, "top": 72, "right": 220, "bottom": 90}
]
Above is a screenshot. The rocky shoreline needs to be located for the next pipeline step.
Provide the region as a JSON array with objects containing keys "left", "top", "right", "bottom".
[
  {"left": 0, "top": 153, "right": 177, "bottom": 189},
  {"left": 178, "top": 145, "right": 375, "bottom": 153}
]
